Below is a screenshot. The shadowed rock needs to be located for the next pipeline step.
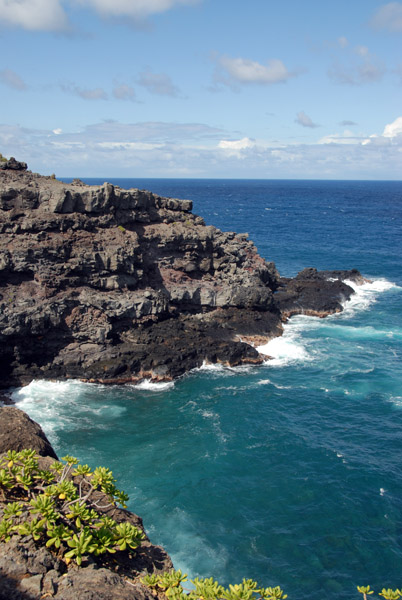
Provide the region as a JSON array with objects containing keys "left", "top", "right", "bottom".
[{"left": 0, "top": 406, "right": 57, "bottom": 459}]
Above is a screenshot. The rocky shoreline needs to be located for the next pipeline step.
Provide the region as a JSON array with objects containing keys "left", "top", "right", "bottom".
[{"left": 0, "top": 158, "right": 365, "bottom": 391}]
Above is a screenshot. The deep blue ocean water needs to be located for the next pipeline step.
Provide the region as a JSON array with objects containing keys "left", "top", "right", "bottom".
[{"left": 9, "top": 179, "right": 402, "bottom": 600}]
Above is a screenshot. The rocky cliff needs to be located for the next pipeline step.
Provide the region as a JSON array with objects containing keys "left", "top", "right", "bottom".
[{"left": 0, "top": 159, "right": 363, "bottom": 388}]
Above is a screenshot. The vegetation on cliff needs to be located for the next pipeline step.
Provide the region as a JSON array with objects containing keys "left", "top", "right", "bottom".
[{"left": 0, "top": 448, "right": 400, "bottom": 600}]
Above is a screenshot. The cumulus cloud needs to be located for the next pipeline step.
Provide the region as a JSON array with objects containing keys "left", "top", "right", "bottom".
[
  {"left": 295, "top": 111, "right": 319, "bottom": 128},
  {"left": 218, "top": 138, "right": 258, "bottom": 157},
  {"left": 0, "top": 69, "right": 27, "bottom": 90},
  {"left": 138, "top": 70, "right": 180, "bottom": 97},
  {"left": 113, "top": 83, "right": 137, "bottom": 101},
  {"left": 74, "top": 0, "right": 200, "bottom": 20},
  {"left": 370, "top": 2, "right": 402, "bottom": 32},
  {"left": 0, "top": 0, "right": 69, "bottom": 31},
  {"left": 214, "top": 54, "right": 295, "bottom": 89},
  {"left": 382, "top": 116, "right": 402, "bottom": 137}
]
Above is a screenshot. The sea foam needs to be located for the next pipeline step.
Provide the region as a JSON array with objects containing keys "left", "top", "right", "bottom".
[
  {"left": 341, "top": 277, "right": 399, "bottom": 316},
  {"left": 257, "top": 319, "right": 313, "bottom": 367},
  {"left": 133, "top": 380, "right": 175, "bottom": 391}
]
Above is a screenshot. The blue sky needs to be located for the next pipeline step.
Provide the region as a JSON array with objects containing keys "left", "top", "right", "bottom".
[{"left": 1, "top": 0, "right": 402, "bottom": 178}]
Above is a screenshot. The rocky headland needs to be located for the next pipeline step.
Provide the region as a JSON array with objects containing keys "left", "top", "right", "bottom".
[{"left": 0, "top": 158, "right": 365, "bottom": 390}]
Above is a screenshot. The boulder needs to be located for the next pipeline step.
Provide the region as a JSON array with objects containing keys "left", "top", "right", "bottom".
[{"left": 0, "top": 406, "right": 57, "bottom": 459}]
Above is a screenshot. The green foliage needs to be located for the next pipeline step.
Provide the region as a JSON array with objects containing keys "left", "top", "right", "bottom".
[
  {"left": 1, "top": 447, "right": 399, "bottom": 598},
  {"left": 221, "top": 581, "right": 258, "bottom": 600},
  {"left": 0, "top": 153, "right": 7, "bottom": 163},
  {"left": 118, "top": 225, "right": 126, "bottom": 233},
  {"left": 379, "top": 590, "right": 402, "bottom": 600},
  {"left": 189, "top": 577, "right": 225, "bottom": 600},
  {"left": 157, "top": 569, "right": 188, "bottom": 591},
  {"left": 259, "top": 586, "right": 288, "bottom": 600},
  {"left": 65, "top": 530, "right": 96, "bottom": 566},
  {"left": 357, "top": 587, "right": 402, "bottom": 600},
  {"left": 113, "top": 521, "right": 144, "bottom": 551},
  {"left": 0, "top": 519, "right": 14, "bottom": 542},
  {"left": 0, "top": 449, "right": 145, "bottom": 566},
  {"left": 358, "top": 585, "right": 375, "bottom": 600}
]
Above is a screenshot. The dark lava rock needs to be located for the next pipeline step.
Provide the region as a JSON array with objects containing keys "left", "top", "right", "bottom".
[
  {"left": 0, "top": 157, "right": 28, "bottom": 171},
  {"left": 275, "top": 268, "right": 366, "bottom": 319},
  {"left": 0, "top": 406, "right": 58, "bottom": 459},
  {"left": 0, "top": 162, "right": 365, "bottom": 387}
]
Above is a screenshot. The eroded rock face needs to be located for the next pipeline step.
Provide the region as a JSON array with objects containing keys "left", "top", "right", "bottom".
[
  {"left": 0, "top": 165, "right": 363, "bottom": 387},
  {"left": 0, "top": 167, "right": 281, "bottom": 387}
]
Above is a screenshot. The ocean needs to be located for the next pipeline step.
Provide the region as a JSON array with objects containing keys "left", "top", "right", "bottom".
[{"left": 9, "top": 179, "right": 402, "bottom": 600}]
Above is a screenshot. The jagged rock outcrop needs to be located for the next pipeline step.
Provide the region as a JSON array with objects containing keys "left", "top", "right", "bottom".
[
  {"left": 0, "top": 407, "right": 173, "bottom": 600},
  {"left": 276, "top": 267, "right": 365, "bottom": 319},
  {"left": 0, "top": 164, "right": 363, "bottom": 388}
]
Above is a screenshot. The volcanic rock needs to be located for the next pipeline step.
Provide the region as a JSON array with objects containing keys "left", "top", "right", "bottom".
[
  {"left": 0, "top": 406, "right": 57, "bottom": 459},
  {"left": 0, "top": 163, "right": 364, "bottom": 387}
]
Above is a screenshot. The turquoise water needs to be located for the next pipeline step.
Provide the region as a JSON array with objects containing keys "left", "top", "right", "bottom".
[{"left": 10, "top": 180, "right": 402, "bottom": 600}]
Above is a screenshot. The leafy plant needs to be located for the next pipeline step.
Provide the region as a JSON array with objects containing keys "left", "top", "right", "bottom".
[
  {"left": 65, "top": 530, "right": 96, "bottom": 566},
  {"left": 0, "top": 449, "right": 144, "bottom": 566}
]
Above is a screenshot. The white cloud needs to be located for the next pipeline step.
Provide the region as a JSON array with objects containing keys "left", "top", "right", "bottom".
[
  {"left": 218, "top": 138, "right": 256, "bottom": 150},
  {"left": 0, "top": 69, "right": 27, "bottom": 90},
  {"left": 370, "top": 2, "right": 402, "bottom": 32},
  {"left": 74, "top": 0, "right": 199, "bottom": 20},
  {"left": 2, "top": 118, "right": 402, "bottom": 179},
  {"left": 53, "top": 128, "right": 63, "bottom": 135},
  {"left": 215, "top": 55, "right": 295, "bottom": 88},
  {"left": 0, "top": 0, "right": 69, "bottom": 31},
  {"left": 218, "top": 137, "right": 258, "bottom": 157},
  {"left": 318, "top": 130, "right": 364, "bottom": 145},
  {"left": 383, "top": 116, "right": 402, "bottom": 137},
  {"left": 0, "top": 0, "right": 199, "bottom": 31},
  {"left": 295, "top": 111, "right": 319, "bottom": 128},
  {"left": 113, "top": 84, "right": 136, "bottom": 101},
  {"left": 138, "top": 70, "right": 180, "bottom": 97}
]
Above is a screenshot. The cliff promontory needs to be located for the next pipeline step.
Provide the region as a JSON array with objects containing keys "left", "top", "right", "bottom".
[{"left": 0, "top": 159, "right": 363, "bottom": 388}]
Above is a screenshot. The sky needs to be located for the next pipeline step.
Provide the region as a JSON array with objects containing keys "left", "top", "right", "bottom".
[{"left": 0, "top": 0, "right": 402, "bottom": 179}]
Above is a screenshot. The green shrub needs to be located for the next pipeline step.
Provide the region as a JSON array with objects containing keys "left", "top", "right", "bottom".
[
  {"left": 1, "top": 449, "right": 399, "bottom": 598},
  {"left": 0, "top": 449, "right": 145, "bottom": 566}
]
